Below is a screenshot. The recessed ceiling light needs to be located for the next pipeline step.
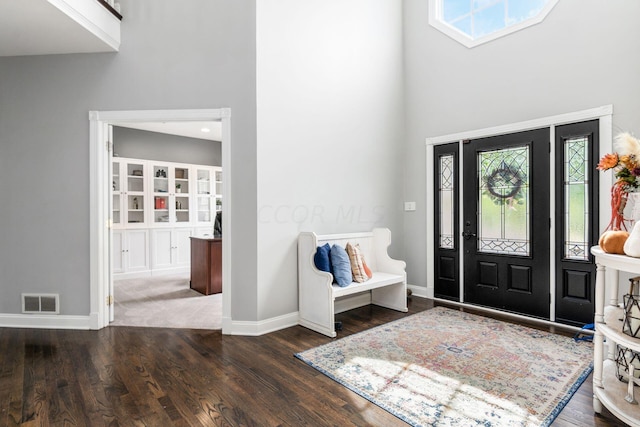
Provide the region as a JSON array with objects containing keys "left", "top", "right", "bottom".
[{"left": 201, "top": 127, "right": 211, "bottom": 133}]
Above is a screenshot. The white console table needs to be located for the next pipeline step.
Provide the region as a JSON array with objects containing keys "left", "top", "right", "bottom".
[{"left": 592, "top": 246, "right": 640, "bottom": 426}]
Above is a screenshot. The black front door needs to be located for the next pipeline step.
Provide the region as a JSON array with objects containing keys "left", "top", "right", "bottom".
[{"left": 462, "top": 128, "right": 550, "bottom": 319}]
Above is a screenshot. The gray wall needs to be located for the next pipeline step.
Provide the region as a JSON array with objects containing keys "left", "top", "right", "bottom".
[
  {"left": 0, "top": 0, "right": 258, "bottom": 319},
  {"left": 402, "top": 0, "right": 640, "bottom": 291},
  {"left": 255, "top": 0, "right": 405, "bottom": 320},
  {"left": 113, "top": 126, "right": 221, "bottom": 166}
]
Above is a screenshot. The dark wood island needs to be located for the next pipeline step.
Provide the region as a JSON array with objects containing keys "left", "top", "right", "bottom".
[{"left": 190, "top": 237, "right": 222, "bottom": 295}]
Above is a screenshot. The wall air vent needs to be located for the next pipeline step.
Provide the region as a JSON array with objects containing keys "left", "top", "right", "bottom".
[{"left": 22, "top": 294, "right": 59, "bottom": 314}]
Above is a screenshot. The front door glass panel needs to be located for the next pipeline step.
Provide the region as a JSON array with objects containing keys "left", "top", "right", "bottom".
[{"left": 477, "top": 146, "right": 530, "bottom": 256}]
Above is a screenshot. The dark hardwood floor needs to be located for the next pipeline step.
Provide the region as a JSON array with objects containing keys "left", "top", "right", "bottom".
[{"left": 0, "top": 297, "right": 628, "bottom": 426}]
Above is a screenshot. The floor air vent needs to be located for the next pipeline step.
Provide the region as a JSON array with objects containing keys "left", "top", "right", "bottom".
[{"left": 22, "top": 294, "right": 59, "bottom": 314}]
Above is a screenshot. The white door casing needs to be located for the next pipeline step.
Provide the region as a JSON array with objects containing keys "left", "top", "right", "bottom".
[{"left": 89, "top": 108, "right": 232, "bottom": 332}]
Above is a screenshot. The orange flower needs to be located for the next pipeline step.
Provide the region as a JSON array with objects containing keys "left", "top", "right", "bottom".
[
  {"left": 621, "top": 154, "right": 638, "bottom": 170},
  {"left": 597, "top": 153, "right": 619, "bottom": 170},
  {"left": 620, "top": 154, "right": 633, "bottom": 164}
]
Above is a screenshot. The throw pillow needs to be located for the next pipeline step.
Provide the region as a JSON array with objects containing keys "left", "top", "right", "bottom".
[
  {"left": 330, "top": 244, "right": 352, "bottom": 287},
  {"left": 346, "top": 242, "right": 368, "bottom": 283},
  {"left": 363, "top": 258, "right": 373, "bottom": 279},
  {"left": 313, "top": 243, "right": 332, "bottom": 273}
]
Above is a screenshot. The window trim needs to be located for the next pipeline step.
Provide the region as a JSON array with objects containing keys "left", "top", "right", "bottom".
[{"left": 428, "top": 0, "right": 559, "bottom": 48}]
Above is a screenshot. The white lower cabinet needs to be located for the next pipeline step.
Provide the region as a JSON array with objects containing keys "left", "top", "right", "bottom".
[
  {"left": 112, "top": 229, "right": 150, "bottom": 276},
  {"left": 151, "top": 228, "right": 193, "bottom": 273}
]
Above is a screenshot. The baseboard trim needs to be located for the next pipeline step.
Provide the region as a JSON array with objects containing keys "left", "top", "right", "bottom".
[
  {"left": 151, "top": 267, "right": 190, "bottom": 276},
  {"left": 0, "top": 314, "right": 91, "bottom": 330},
  {"left": 228, "top": 311, "right": 299, "bottom": 336},
  {"left": 408, "top": 284, "right": 428, "bottom": 299},
  {"left": 113, "top": 270, "right": 152, "bottom": 280},
  {"left": 114, "top": 267, "right": 190, "bottom": 280},
  {"left": 223, "top": 291, "right": 414, "bottom": 336}
]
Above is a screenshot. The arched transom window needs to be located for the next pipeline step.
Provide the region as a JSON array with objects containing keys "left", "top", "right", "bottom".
[{"left": 429, "top": 0, "right": 559, "bottom": 48}]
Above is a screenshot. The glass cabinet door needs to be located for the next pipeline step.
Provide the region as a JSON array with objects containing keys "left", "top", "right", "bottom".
[
  {"left": 152, "top": 163, "right": 192, "bottom": 225},
  {"left": 126, "top": 161, "right": 145, "bottom": 225},
  {"left": 112, "top": 160, "right": 122, "bottom": 225},
  {"left": 152, "top": 164, "right": 170, "bottom": 224},
  {"left": 215, "top": 168, "right": 222, "bottom": 213},
  {"left": 173, "top": 166, "right": 190, "bottom": 223},
  {"left": 196, "top": 168, "right": 213, "bottom": 223}
]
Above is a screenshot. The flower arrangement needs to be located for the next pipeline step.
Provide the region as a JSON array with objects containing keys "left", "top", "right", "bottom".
[{"left": 597, "top": 132, "right": 640, "bottom": 230}]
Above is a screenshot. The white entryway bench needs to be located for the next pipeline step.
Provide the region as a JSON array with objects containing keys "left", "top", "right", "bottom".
[{"left": 297, "top": 228, "right": 407, "bottom": 337}]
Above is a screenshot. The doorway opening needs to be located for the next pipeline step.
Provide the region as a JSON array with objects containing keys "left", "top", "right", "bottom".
[
  {"left": 89, "top": 109, "right": 232, "bottom": 332},
  {"left": 109, "top": 123, "right": 222, "bottom": 328}
]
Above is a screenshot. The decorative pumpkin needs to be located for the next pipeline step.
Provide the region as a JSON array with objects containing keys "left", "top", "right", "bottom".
[
  {"left": 599, "top": 230, "right": 630, "bottom": 254},
  {"left": 624, "top": 222, "right": 640, "bottom": 257}
]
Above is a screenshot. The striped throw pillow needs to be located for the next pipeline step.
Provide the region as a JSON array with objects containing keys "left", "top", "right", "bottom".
[{"left": 346, "top": 242, "right": 369, "bottom": 283}]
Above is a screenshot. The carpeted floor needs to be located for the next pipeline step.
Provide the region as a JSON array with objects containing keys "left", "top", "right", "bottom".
[
  {"left": 111, "top": 273, "right": 222, "bottom": 329},
  {"left": 296, "top": 306, "right": 593, "bottom": 427}
]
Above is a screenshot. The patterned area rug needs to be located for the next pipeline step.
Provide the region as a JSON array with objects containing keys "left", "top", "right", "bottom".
[{"left": 295, "top": 307, "right": 593, "bottom": 426}]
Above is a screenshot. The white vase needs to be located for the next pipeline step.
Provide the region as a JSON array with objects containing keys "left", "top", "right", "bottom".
[
  {"left": 624, "top": 192, "right": 640, "bottom": 229},
  {"left": 624, "top": 222, "right": 640, "bottom": 257}
]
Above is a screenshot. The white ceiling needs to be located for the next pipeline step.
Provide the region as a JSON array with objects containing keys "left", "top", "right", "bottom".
[
  {"left": 0, "top": 0, "right": 117, "bottom": 56},
  {"left": 112, "top": 121, "right": 223, "bottom": 142}
]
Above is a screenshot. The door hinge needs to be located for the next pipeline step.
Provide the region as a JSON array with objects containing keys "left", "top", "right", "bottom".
[
  {"left": 106, "top": 295, "right": 114, "bottom": 306},
  {"left": 106, "top": 140, "right": 113, "bottom": 152}
]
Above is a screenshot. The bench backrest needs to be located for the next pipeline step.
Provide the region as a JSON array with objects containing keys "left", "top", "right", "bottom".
[{"left": 315, "top": 232, "right": 379, "bottom": 272}]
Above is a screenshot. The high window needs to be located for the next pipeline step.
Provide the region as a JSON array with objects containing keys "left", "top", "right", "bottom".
[{"left": 429, "top": 0, "right": 558, "bottom": 48}]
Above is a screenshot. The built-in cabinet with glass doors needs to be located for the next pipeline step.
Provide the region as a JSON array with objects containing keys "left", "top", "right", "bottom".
[
  {"left": 152, "top": 163, "right": 191, "bottom": 225},
  {"left": 111, "top": 157, "right": 222, "bottom": 278},
  {"left": 112, "top": 159, "right": 146, "bottom": 226}
]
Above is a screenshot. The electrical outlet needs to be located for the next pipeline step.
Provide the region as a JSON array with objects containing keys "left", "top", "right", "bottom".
[{"left": 404, "top": 201, "right": 416, "bottom": 212}]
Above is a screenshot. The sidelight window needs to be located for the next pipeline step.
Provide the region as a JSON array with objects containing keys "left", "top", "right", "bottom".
[
  {"left": 439, "top": 154, "right": 455, "bottom": 249},
  {"left": 563, "top": 136, "right": 590, "bottom": 260}
]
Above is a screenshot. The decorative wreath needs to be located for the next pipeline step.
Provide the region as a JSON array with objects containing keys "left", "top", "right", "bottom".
[{"left": 484, "top": 165, "right": 523, "bottom": 201}]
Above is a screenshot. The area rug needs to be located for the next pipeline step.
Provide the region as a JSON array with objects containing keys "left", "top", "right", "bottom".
[{"left": 295, "top": 307, "right": 593, "bottom": 426}]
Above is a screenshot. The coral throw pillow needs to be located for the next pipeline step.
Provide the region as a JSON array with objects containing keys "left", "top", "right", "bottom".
[{"left": 362, "top": 259, "right": 373, "bottom": 279}]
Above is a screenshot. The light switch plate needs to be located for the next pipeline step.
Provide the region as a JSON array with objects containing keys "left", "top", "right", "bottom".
[{"left": 404, "top": 201, "right": 416, "bottom": 212}]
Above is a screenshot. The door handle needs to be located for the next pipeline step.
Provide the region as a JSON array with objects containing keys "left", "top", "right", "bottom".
[{"left": 462, "top": 230, "right": 477, "bottom": 240}]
